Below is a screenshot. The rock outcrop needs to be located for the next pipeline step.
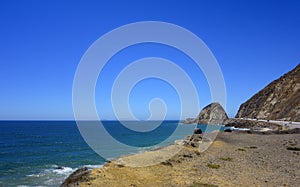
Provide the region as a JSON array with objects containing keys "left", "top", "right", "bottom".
[
  {"left": 197, "top": 102, "right": 228, "bottom": 124},
  {"left": 184, "top": 128, "right": 203, "bottom": 147},
  {"left": 224, "top": 118, "right": 281, "bottom": 130},
  {"left": 181, "top": 118, "right": 197, "bottom": 124},
  {"left": 60, "top": 167, "right": 90, "bottom": 187},
  {"left": 236, "top": 64, "right": 300, "bottom": 121},
  {"left": 175, "top": 128, "right": 209, "bottom": 147}
]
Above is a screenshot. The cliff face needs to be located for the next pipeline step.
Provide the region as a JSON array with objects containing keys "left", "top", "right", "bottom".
[
  {"left": 197, "top": 102, "right": 228, "bottom": 124},
  {"left": 236, "top": 64, "right": 300, "bottom": 121}
]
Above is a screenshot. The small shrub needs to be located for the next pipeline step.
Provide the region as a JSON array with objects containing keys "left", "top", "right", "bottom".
[
  {"left": 183, "top": 154, "right": 193, "bottom": 158},
  {"left": 161, "top": 161, "right": 173, "bottom": 166},
  {"left": 207, "top": 163, "right": 220, "bottom": 169},
  {"left": 249, "top": 146, "right": 257, "bottom": 149},
  {"left": 220, "top": 157, "right": 232, "bottom": 161},
  {"left": 287, "top": 146, "right": 300, "bottom": 151},
  {"left": 194, "top": 151, "right": 201, "bottom": 155},
  {"left": 237, "top": 148, "right": 246, "bottom": 151}
]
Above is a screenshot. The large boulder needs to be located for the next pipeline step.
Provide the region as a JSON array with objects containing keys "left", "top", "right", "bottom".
[
  {"left": 197, "top": 102, "right": 228, "bottom": 125},
  {"left": 193, "top": 128, "right": 202, "bottom": 134}
]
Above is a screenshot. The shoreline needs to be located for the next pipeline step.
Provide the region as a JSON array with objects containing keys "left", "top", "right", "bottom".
[{"left": 61, "top": 128, "right": 300, "bottom": 186}]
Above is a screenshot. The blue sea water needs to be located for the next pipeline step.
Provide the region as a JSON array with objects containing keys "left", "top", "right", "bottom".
[{"left": 0, "top": 121, "right": 224, "bottom": 187}]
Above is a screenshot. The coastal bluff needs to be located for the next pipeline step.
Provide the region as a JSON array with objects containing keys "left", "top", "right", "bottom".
[{"left": 236, "top": 63, "right": 300, "bottom": 121}]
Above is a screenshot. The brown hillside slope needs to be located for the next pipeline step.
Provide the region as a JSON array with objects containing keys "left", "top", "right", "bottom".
[{"left": 236, "top": 63, "right": 300, "bottom": 121}]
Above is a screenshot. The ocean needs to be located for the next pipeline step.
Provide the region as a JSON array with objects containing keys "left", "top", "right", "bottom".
[{"left": 0, "top": 121, "right": 224, "bottom": 187}]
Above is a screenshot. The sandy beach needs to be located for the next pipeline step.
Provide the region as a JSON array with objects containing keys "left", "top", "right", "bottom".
[{"left": 62, "top": 131, "right": 300, "bottom": 187}]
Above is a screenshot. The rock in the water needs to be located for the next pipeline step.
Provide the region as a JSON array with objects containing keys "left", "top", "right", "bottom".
[
  {"left": 193, "top": 128, "right": 202, "bottom": 134},
  {"left": 197, "top": 102, "right": 228, "bottom": 125},
  {"left": 236, "top": 63, "right": 300, "bottom": 121}
]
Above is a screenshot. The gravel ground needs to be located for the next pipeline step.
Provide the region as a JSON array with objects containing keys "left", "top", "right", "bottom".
[{"left": 62, "top": 131, "right": 300, "bottom": 187}]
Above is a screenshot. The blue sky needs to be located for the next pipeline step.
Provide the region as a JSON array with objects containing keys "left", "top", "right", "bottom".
[{"left": 0, "top": 0, "right": 299, "bottom": 120}]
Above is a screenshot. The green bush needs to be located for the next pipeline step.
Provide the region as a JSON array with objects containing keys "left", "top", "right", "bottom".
[
  {"left": 249, "top": 146, "right": 257, "bottom": 149},
  {"left": 220, "top": 157, "right": 232, "bottom": 161},
  {"left": 207, "top": 163, "right": 220, "bottom": 169}
]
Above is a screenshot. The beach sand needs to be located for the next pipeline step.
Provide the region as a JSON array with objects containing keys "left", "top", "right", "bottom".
[{"left": 62, "top": 131, "right": 300, "bottom": 187}]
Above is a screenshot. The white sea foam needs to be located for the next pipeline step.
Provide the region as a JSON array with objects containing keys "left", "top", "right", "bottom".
[
  {"left": 52, "top": 166, "right": 74, "bottom": 175},
  {"left": 26, "top": 164, "right": 105, "bottom": 187},
  {"left": 18, "top": 186, "right": 46, "bottom": 187},
  {"left": 83, "top": 164, "right": 104, "bottom": 169},
  {"left": 25, "top": 165, "right": 75, "bottom": 187},
  {"left": 27, "top": 166, "right": 75, "bottom": 177},
  {"left": 226, "top": 127, "right": 250, "bottom": 131}
]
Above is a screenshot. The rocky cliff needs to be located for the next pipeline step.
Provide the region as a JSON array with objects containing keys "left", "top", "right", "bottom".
[
  {"left": 236, "top": 64, "right": 300, "bottom": 121},
  {"left": 197, "top": 102, "right": 228, "bottom": 124}
]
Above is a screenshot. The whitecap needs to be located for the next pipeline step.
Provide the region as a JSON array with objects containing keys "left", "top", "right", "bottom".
[
  {"left": 52, "top": 166, "right": 74, "bottom": 175},
  {"left": 26, "top": 173, "right": 45, "bottom": 177}
]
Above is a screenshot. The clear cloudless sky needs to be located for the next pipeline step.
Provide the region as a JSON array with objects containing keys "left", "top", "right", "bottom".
[{"left": 0, "top": 0, "right": 299, "bottom": 120}]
